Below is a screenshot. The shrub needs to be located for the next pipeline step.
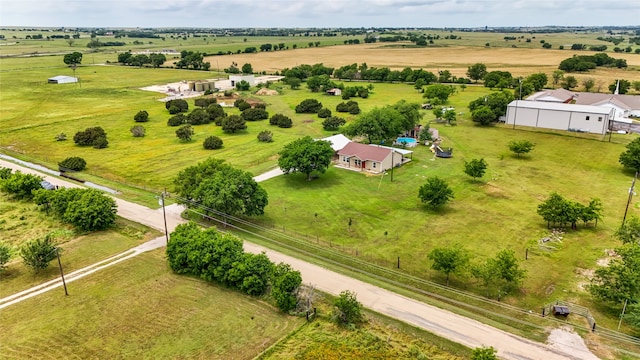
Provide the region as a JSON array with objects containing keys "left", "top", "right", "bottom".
[
  {"left": 165, "top": 98, "right": 188, "bottom": 113},
  {"left": 203, "top": 136, "right": 223, "bottom": 149},
  {"left": 336, "top": 102, "right": 350, "bottom": 112},
  {"left": 187, "top": 108, "right": 210, "bottom": 125},
  {"left": 58, "top": 156, "right": 86, "bottom": 171},
  {"left": 322, "top": 116, "right": 346, "bottom": 131},
  {"left": 168, "top": 105, "right": 181, "bottom": 114},
  {"left": 167, "top": 114, "right": 186, "bottom": 126},
  {"left": 317, "top": 107, "right": 332, "bottom": 118},
  {"left": 20, "top": 235, "right": 57, "bottom": 273},
  {"left": 206, "top": 103, "right": 226, "bottom": 122},
  {"left": 194, "top": 97, "right": 216, "bottom": 108},
  {"left": 130, "top": 125, "right": 145, "bottom": 137},
  {"left": 254, "top": 103, "right": 266, "bottom": 109},
  {"left": 241, "top": 108, "right": 269, "bottom": 121},
  {"left": 257, "top": 130, "right": 273, "bottom": 142},
  {"left": 221, "top": 115, "right": 247, "bottom": 133},
  {"left": 73, "top": 126, "right": 107, "bottom": 148},
  {"left": 134, "top": 110, "right": 149, "bottom": 122},
  {"left": 214, "top": 115, "right": 226, "bottom": 126},
  {"left": 348, "top": 102, "right": 361, "bottom": 115},
  {"left": 295, "top": 99, "right": 323, "bottom": 113},
  {"left": 234, "top": 98, "right": 251, "bottom": 110},
  {"left": 55, "top": 133, "right": 67, "bottom": 141},
  {"left": 277, "top": 116, "right": 293, "bottom": 128},
  {"left": 176, "top": 125, "right": 194, "bottom": 142},
  {"left": 333, "top": 290, "right": 364, "bottom": 326}
]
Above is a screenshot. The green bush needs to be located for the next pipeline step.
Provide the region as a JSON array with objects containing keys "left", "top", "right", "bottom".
[
  {"left": 134, "top": 110, "right": 149, "bottom": 122},
  {"left": 203, "top": 136, "right": 223, "bottom": 149},
  {"left": 58, "top": 156, "right": 87, "bottom": 171},
  {"left": 257, "top": 130, "right": 273, "bottom": 142},
  {"left": 317, "top": 107, "right": 332, "bottom": 118}
]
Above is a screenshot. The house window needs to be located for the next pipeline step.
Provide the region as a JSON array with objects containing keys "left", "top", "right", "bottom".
[
  {"left": 372, "top": 162, "right": 377, "bottom": 168},
  {"left": 598, "top": 117, "right": 603, "bottom": 122},
  {"left": 354, "top": 159, "right": 361, "bottom": 166},
  {"left": 342, "top": 156, "right": 348, "bottom": 162},
  {"left": 585, "top": 116, "right": 590, "bottom": 121}
]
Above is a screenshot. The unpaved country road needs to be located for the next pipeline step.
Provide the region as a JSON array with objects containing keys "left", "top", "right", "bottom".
[{"left": 0, "top": 159, "right": 598, "bottom": 360}]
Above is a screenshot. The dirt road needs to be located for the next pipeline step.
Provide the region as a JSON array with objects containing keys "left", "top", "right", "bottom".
[{"left": 0, "top": 159, "right": 599, "bottom": 360}]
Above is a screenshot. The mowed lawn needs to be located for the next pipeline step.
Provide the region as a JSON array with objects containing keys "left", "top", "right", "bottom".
[{"left": 1, "top": 249, "right": 302, "bottom": 360}]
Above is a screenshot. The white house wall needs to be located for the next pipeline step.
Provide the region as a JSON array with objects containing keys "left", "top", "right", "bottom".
[
  {"left": 537, "top": 109, "right": 570, "bottom": 130},
  {"left": 507, "top": 103, "right": 612, "bottom": 135}
]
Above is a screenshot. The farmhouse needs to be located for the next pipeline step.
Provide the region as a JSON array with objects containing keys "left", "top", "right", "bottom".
[
  {"left": 337, "top": 142, "right": 409, "bottom": 174},
  {"left": 229, "top": 74, "right": 256, "bottom": 87},
  {"left": 47, "top": 75, "right": 78, "bottom": 84},
  {"left": 527, "top": 91, "right": 640, "bottom": 123},
  {"left": 506, "top": 100, "right": 614, "bottom": 135}
]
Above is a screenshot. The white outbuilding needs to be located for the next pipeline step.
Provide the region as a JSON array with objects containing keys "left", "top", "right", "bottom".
[
  {"left": 505, "top": 100, "right": 614, "bottom": 135},
  {"left": 48, "top": 75, "right": 78, "bottom": 84}
]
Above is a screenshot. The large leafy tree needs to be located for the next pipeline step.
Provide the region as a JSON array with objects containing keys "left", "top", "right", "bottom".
[
  {"left": 0, "top": 171, "right": 43, "bottom": 200},
  {"left": 418, "top": 176, "right": 454, "bottom": 209},
  {"left": 391, "top": 100, "right": 424, "bottom": 133},
  {"left": 175, "top": 125, "right": 194, "bottom": 142},
  {"left": 469, "top": 91, "right": 514, "bottom": 125},
  {"left": 466, "top": 63, "right": 487, "bottom": 83},
  {"left": 464, "top": 158, "right": 488, "bottom": 180},
  {"left": 278, "top": 136, "right": 334, "bottom": 181},
  {"left": 615, "top": 216, "right": 640, "bottom": 246},
  {"left": 345, "top": 107, "right": 405, "bottom": 144},
  {"left": 221, "top": 115, "right": 247, "bottom": 133},
  {"left": 619, "top": 137, "right": 640, "bottom": 172},
  {"left": 20, "top": 234, "right": 58, "bottom": 273},
  {"left": 63, "top": 51, "right": 83, "bottom": 66},
  {"left": 423, "top": 84, "right": 455, "bottom": 102},
  {"left": 428, "top": 245, "right": 470, "bottom": 285},
  {"left": 61, "top": 189, "right": 117, "bottom": 231},
  {"left": 174, "top": 158, "right": 268, "bottom": 217},
  {"left": 589, "top": 245, "right": 640, "bottom": 305},
  {"left": 473, "top": 249, "right": 526, "bottom": 298}
]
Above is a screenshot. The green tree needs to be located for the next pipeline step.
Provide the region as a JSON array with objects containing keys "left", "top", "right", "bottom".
[
  {"left": 149, "top": 53, "right": 166, "bottom": 68},
  {"left": 271, "top": 263, "right": 302, "bottom": 312},
  {"left": 174, "top": 158, "right": 268, "bottom": 217},
  {"left": 322, "top": 116, "right": 346, "bottom": 131},
  {"left": 492, "top": 249, "right": 526, "bottom": 295},
  {"left": 609, "top": 79, "right": 631, "bottom": 94},
  {"left": 63, "top": 51, "right": 83, "bottom": 65},
  {"left": 471, "top": 106, "right": 496, "bottom": 126},
  {"left": 278, "top": 136, "right": 334, "bottom": 181},
  {"left": 237, "top": 252, "right": 273, "bottom": 296},
  {"left": 391, "top": 100, "right": 424, "bottom": 133},
  {"left": 167, "top": 114, "right": 186, "bottom": 126},
  {"left": 464, "top": 158, "right": 488, "bottom": 180},
  {"left": 176, "top": 125, "right": 194, "bottom": 142},
  {"left": 615, "top": 216, "right": 640, "bottom": 246},
  {"left": 582, "top": 78, "right": 595, "bottom": 92},
  {"left": 236, "top": 80, "right": 251, "bottom": 91},
  {"left": 525, "top": 73, "right": 548, "bottom": 91},
  {"left": 552, "top": 70, "right": 565, "bottom": 86},
  {"left": 73, "top": 126, "right": 107, "bottom": 148},
  {"left": 221, "top": 115, "right": 247, "bottom": 133},
  {"left": 0, "top": 171, "right": 43, "bottom": 200},
  {"left": 206, "top": 103, "right": 226, "bottom": 122},
  {"left": 423, "top": 84, "right": 455, "bottom": 102},
  {"left": 418, "top": 176, "right": 454, "bottom": 209},
  {"left": 428, "top": 245, "right": 470, "bottom": 285},
  {"left": 295, "top": 99, "right": 323, "bottom": 113},
  {"left": 508, "top": 140, "right": 535, "bottom": 158},
  {"left": 624, "top": 303, "right": 640, "bottom": 331},
  {"left": 589, "top": 245, "right": 640, "bottom": 305},
  {"left": 203, "top": 136, "right": 223, "bottom": 150},
  {"left": 443, "top": 109, "right": 457, "bottom": 126},
  {"left": 317, "top": 107, "right": 332, "bottom": 118},
  {"left": 20, "top": 234, "right": 58, "bottom": 273},
  {"left": 134, "top": 110, "right": 149, "bottom": 122},
  {"left": 333, "top": 290, "right": 364, "bottom": 326},
  {"left": 345, "top": 107, "right": 405, "bottom": 144},
  {"left": 58, "top": 156, "right": 86, "bottom": 171},
  {"left": 472, "top": 346, "right": 498, "bottom": 360},
  {"left": 561, "top": 75, "right": 578, "bottom": 90},
  {"left": 466, "top": 63, "right": 487, "bottom": 83},
  {"left": 287, "top": 77, "right": 301, "bottom": 90},
  {"left": 61, "top": 189, "right": 117, "bottom": 231},
  {"left": 619, "top": 137, "right": 640, "bottom": 172},
  {"left": 0, "top": 241, "right": 11, "bottom": 275},
  {"left": 241, "top": 63, "right": 253, "bottom": 74},
  {"left": 241, "top": 108, "right": 269, "bottom": 121},
  {"left": 165, "top": 98, "right": 188, "bottom": 113}
]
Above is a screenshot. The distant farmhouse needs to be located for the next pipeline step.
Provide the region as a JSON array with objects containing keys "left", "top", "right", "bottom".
[{"left": 506, "top": 89, "right": 640, "bottom": 135}]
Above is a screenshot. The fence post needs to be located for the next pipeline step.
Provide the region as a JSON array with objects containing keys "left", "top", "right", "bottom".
[{"left": 397, "top": 256, "right": 400, "bottom": 269}]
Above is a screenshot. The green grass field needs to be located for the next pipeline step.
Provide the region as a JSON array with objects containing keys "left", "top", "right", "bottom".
[
  {"left": 0, "top": 249, "right": 303, "bottom": 359},
  {"left": 0, "top": 193, "right": 159, "bottom": 297}
]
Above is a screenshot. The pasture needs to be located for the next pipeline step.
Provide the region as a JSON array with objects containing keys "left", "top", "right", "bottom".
[
  {"left": 0, "top": 249, "right": 302, "bottom": 359},
  {"left": 2, "top": 30, "right": 640, "bottom": 337}
]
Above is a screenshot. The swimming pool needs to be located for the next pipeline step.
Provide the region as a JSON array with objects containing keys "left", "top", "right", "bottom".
[{"left": 395, "top": 137, "right": 418, "bottom": 147}]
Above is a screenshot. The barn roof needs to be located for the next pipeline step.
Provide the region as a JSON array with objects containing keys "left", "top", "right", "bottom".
[
  {"left": 511, "top": 100, "right": 613, "bottom": 115},
  {"left": 320, "top": 134, "right": 351, "bottom": 151}
]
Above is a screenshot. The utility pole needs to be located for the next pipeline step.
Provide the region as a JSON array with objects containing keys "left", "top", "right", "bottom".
[
  {"left": 56, "top": 248, "right": 68, "bottom": 296},
  {"left": 622, "top": 171, "right": 638, "bottom": 226}
]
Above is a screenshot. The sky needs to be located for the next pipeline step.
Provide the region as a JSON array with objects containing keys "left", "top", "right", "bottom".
[{"left": 1, "top": 0, "right": 638, "bottom": 29}]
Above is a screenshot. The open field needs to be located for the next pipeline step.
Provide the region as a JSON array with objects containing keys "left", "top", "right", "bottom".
[
  {"left": 0, "top": 249, "right": 302, "bottom": 359},
  {"left": 0, "top": 193, "right": 159, "bottom": 297},
  {"left": 2, "top": 32, "right": 640, "bottom": 342}
]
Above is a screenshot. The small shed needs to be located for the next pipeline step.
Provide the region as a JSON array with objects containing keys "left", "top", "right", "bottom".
[
  {"left": 552, "top": 305, "right": 570, "bottom": 317},
  {"left": 48, "top": 75, "right": 78, "bottom": 84},
  {"left": 326, "top": 88, "right": 342, "bottom": 96}
]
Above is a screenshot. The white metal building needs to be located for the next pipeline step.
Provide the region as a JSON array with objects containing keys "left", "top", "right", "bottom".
[
  {"left": 47, "top": 75, "right": 78, "bottom": 84},
  {"left": 505, "top": 100, "right": 614, "bottom": 135}
]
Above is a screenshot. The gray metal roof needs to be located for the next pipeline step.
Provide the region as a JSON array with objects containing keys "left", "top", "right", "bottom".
[{"left": 511, "top": 100, "right": 613, "bottom": 114}]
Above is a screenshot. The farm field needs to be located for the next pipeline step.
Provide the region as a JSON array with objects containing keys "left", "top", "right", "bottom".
[
  {"left": 0, "top": 249, "right": 302, "bottom": 359},
  {"left": 2, "top": 29, "right": 640, "bottom": 347}
]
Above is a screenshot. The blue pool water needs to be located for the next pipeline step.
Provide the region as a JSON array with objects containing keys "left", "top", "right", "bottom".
[{"left": 396, "top": 137, "right": 417, "bottom": 143}]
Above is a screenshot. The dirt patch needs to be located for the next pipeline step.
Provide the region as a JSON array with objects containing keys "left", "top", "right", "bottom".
[
  {"left": 547, "top": 326, "right": 600, "bottom": 360},
  {"left": 255, "top": 88, "right": 278, "bottom": 96},
  {"left": 302, "top": 119, "right": 315, "bottom": 123}
]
